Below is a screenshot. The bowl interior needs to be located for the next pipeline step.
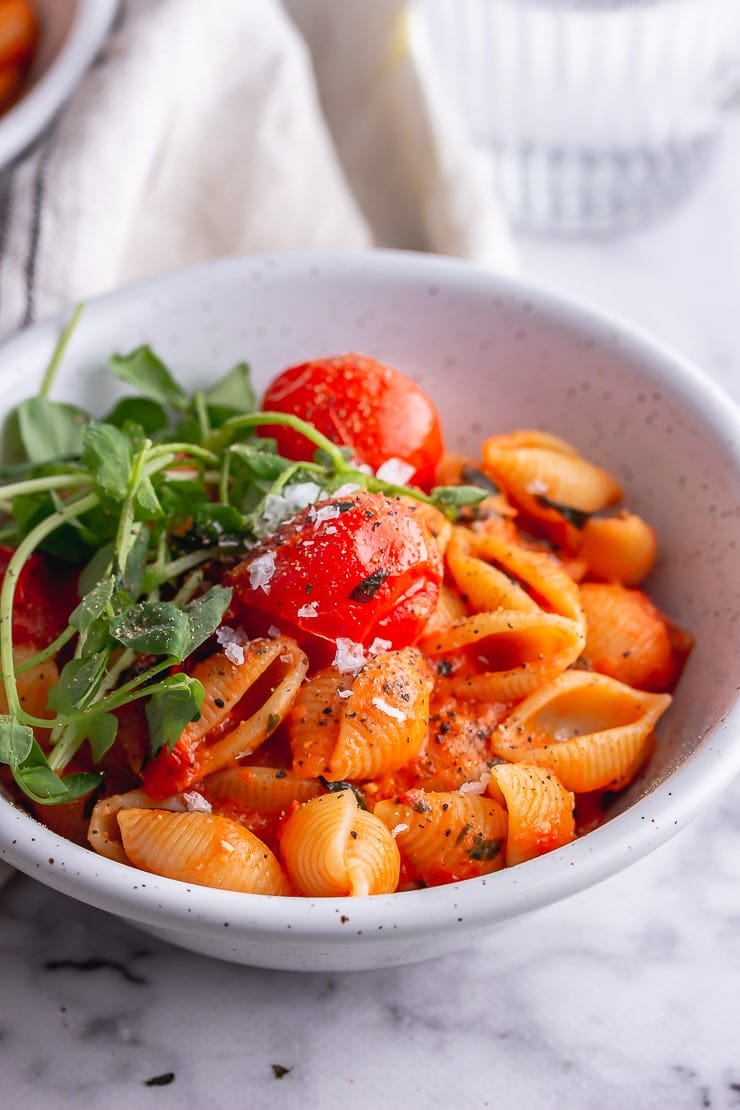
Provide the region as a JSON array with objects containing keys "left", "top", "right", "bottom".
[{"left": 0, "top": 251, "right": 737, "bottom": 966}]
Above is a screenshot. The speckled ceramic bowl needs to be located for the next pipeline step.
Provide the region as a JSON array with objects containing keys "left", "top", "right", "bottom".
[{"left": 0, "top": 251, "right": 738, "bottom": 971}]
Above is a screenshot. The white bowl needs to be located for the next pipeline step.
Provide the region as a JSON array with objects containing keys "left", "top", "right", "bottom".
[
  {"left": 0, "top": 0, "right": 117, "bottom": 168},
  {"left": 0, "top": 250, "right": 738, "bottom": 971}
]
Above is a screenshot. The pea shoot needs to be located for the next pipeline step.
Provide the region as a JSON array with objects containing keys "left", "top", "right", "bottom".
[{"left": 0, "top": 308, "right": 486, "bottom": 807}]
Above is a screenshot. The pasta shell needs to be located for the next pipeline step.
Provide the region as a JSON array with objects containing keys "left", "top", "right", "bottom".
[
  {"left": 420, "top": 582, "right": 469, "bottom": 640},
  {"left": 491, "top": 670, "right": 672, "bottom": 792},
  {"left": 482, "top": 433, "right": 622, "bottom": 551},
  {"left": 329, "top": 648, "right": 433, "bottom": 780},
  {"left": 487, "top": 763, "right": 575, "bottom": 866},
  {"left": 290, "top": 648, "right": 433, "bottom": 781},
  {"left": 147, "top": 638, "right": 309, "bottom": 796},
  {"left": 579, "top": 513, "right": 657, "bottom": 585},
  {"left": 279, "top": 789, "right": 400, "bottom": 897},
  {"left": 482, "top": 436, "right": 621, "bottom": 512},
  {"left": 366, "top": 691, "right": 509, "bottom": 800},
  {"left": 374, "top": 792, "right": 507, "bottom": 886},
  {"left": 422, "top": 610, "right": 585, "bottom": 701},
  {"left": 118, "top": 809, "right": 292, "bottom": 895},
  {"left": 579, "top": 583, "right": 689, "bottom": 691},
  {"left": 0, "top": 648, "right": 59, "bottom": 720},
  {"left": 205, "top": 766, "right": 323, "bottom": 813},
  {"left": 289, "top": 668, "right": 345, "bottom": 778},
  {"left": 446, "top": 528, "right": 585, "bottom": 628},
  {"left": 88, "top": 788, "right": 186, "bottom": 864},
  {"left": 399, "top": 496, "right": 453, "bottom": 555}
]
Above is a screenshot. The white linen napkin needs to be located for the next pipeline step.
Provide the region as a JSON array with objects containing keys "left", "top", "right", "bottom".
[
  {"left": 0, "top": 0, "right": 514, "bottom": 888},
  {"left": 0, "top": 0, "right": 515, "bottom": 340}
]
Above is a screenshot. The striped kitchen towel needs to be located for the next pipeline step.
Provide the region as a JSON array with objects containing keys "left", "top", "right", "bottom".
[{"left": 0, "top": 0, "right": 515, "bottom": 340}]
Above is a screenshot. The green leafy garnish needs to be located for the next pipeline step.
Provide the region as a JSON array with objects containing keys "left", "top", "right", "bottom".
[
  {"left": 146, "top": 673, "right": 204, "bottom": 757},
  {"left": 318, "top": 777, "right": 368, "bottom": 810},
  {"left": 429, "top": 485, "right": 488, "bottom": 517},
  {"left": 109, "top": 346, "right": 190, "bottom": 410},
  {"left": 0, "top": 308, "right": 483, "bottom": 807},
  {"left": 536, "top": 494, "right": 592, "bottom": 529}
]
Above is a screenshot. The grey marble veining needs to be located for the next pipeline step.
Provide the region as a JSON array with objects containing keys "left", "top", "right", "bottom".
[
  {"left": 1, "top": 114, "right": 739, "bottom": 1110},
  {"left": 2, "top": 777, "right": 740, "bottom": 1109}
]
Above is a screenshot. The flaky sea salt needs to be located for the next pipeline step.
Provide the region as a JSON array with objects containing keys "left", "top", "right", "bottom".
[
  {"left": 331, "top": 482, "right": 361, "bottom": 499},
  {"left": 311, "top": 503, "right": 341, "bottom": 525},
  {"left": 459, "top": 771, "right": 492, "bottom": 796},
  {"left": 297, "top": 601, "right": 318, "bottom": 619},
  {"left": 224, "top": 641, "right": 245, "bottom": 665},
  {"left": 216, "top": 625, "right": 246, "bottom": 647},
  {"left": 333, "top": 637, "right": 366, "bottom": 675},
  {"left": 248, "top": 550, "right": 276, "bottom": 592},
  {"left": 183, "top": 791, "right": 212, "bottom": 814},
  {"left": 376, "top": 457, "right": 415, "bottom": 485},
  {"left": 216, "top": 626, "right": 248, "bottom": 665},
  {"left": 337, "top": 688, "right": 353, "bottom": 699},
  {"left": 526, "top": 477, "right": 549, "bottom": 495},
  {"left": 391, "top": 823, "right": 409, "bottom": 838},
  {"left": 371, "top": 696, "right": 407, "bottom": 723},
  {"left": 368, "top": 637, "right": 392, "bottom": 656},
  {"left": 260, "top": 481, "right": 323, "bottom": 530},
  {"left": 553, "top": 727, "right": 574, "bottom": 741}
]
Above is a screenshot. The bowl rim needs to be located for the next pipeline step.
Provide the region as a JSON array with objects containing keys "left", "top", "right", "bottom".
[
  {"left": 0, "top": 0, "right": 118, "bottom": 168},
  {"left": 0, "top": 247, "right": 738, "bottom": 943}
]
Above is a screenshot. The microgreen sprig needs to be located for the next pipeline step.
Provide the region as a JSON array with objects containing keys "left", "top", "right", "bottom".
[{"left": 0, "top": 316, "right": 488, "bottom": 807}]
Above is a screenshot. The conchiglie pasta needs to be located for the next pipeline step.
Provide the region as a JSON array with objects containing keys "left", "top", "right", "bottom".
[
  {"left": 205, "top": 766, "right": 323, "bottom": 813},
  {"left": 579, "top": 512, "right": 657, "bottom": 585},
  {"left": 279, "top": 789, "right": 400, "bottom": 896},
  {"left": 366, "top": 691, "right": 509, "bottom": 800},
  {"left": 373, "top": 792, "right": 507, "bottom": 886},
  {"left": 482, "top": 431, "right": 622, "bottom": 510},
  {"left": 482, "top": 431, "right": 622, "bottom": 550},
  {"left": 117, "top": 809, "right": 292, "bottom": 894},
  {"left": 420, "top": 582, "right": 469, "bottom": 640},
  {"left": 421, "top": 610, "right": 585, "bottom": 701},
  {"left": 290, "top": 648, "right": 433, "bottom": 781},
  {"left": 487, "top": 763, "right": 575, "bottom": 866},
  {"left": 399, "top": 496, "right": 454, "bottom": 555},
  {"left": 287, "top": 667, "right": 345, "bottom": 778},
  {"left": 144, "top": 637, "right": 308, "bottom": 797},
  {"left": 0, "top": 648, "right": 59, "bottom": 720},
  {"left": 579, "top": 583, "right": 688, "bottom": 691},
  {"left": 491, "top": 670, "right": 671, "bottom": 792},
  {"left": 446, "top": 527, "right": 585, "bottom": 627},
  {"left": 88, "top": 788, "right": 187, "bottom": 864}
]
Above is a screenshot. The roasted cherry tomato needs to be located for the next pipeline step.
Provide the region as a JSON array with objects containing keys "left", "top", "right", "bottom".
[
  {"left": 260, "top": 354, "right": 444, "bottom": 490},
  {"left": 226, "top": 490, "right": 443, "bottom": 650},
  {"left": 0, "top": 545, "right": 77, "bottom": 648}
]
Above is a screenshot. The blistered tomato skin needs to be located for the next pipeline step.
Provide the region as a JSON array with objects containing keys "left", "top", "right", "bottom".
[
  {"left": 226, "top": 490, "right": 443, "bottom": 650},
  {"left": 260, "top": 354, "right": 444, "bottom": 490}
]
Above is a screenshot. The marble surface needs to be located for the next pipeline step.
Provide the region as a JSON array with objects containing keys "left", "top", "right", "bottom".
[{"left": 2, "top": 126, "right": 739, "bottom": 1110}]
